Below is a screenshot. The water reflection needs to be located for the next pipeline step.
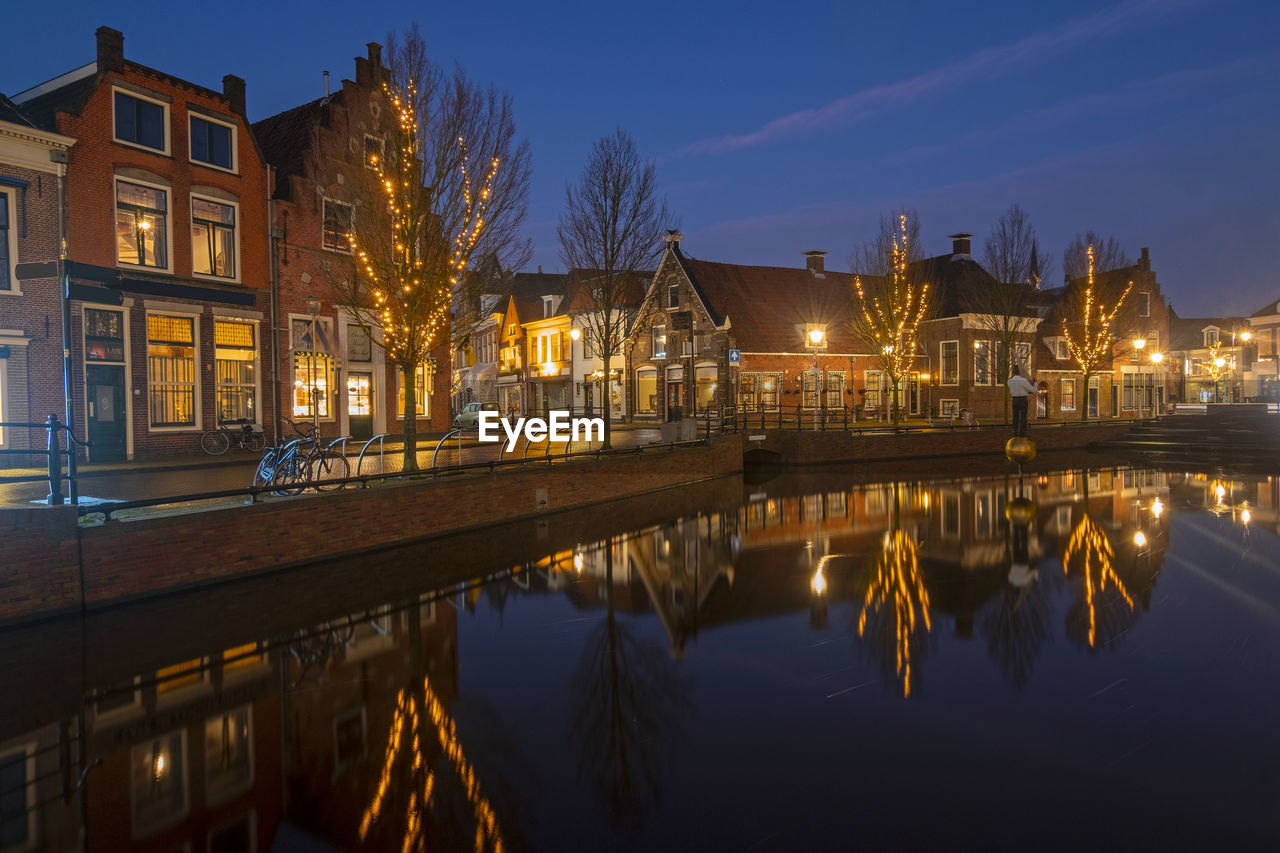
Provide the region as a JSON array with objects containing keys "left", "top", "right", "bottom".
[{"left": 2, "top": 464, "right": 1276, "bottom": 849}]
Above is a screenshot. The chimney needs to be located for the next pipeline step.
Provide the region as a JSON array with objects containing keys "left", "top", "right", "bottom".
[
  {"left": 367, "top": 42, "right": 383, "bottom": 68},
  {"left": 663, "top": 229, "right": 683, "bottom": 249},
  {"left": 949, "top": 233, "right": 973, "bottom": 259},
  {"left": 323, "top": 70, "right": 330, "bottom": 97},
  {"left": 96, "top": 26, "right": 124, "bottom": 73},
  {"left": 803, "top": 250, "right": 826, "bottom": 276},
  {"left": 1139, "top": 247, "right": 1150, "bottom": 272},
  {"left": 222, "top": 75, "right": 246, "bottom": 116}
]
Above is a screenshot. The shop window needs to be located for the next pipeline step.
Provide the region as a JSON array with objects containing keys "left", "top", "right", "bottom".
[
  {"left": 147, "top": 314, "right": 196, "bottom": 427},
  {"left": 293, "top": 318, "right": 334, "bottom": 418},
  {"left": 85, "top": 308, "right": 125, "bottom": 362},
  {"left": 214, "top": 320, "right": 256, "bottom": 422},
  {"left": 635, "top": 367, "right": 657, "bottom": 414},
  {"left": 695, "top": 363, "right": 717, "bottom": 412}
]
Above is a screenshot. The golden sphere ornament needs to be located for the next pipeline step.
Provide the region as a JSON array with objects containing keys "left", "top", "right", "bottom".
[
  {"left": 1005, "top": 436, "right": 1037, "bottom": 464},
  {"left": 1006, "top": 496, "right": 1037, "bottom": 526}
]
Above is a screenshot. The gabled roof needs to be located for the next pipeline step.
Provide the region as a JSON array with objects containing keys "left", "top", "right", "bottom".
[
  {"left": 509, "top": 271, "right": 568, "bottom": 299},
  {"left": 1169, "top": 317, "right": 1242, "bottom": 352},
  {"left": 13, "top": 74, "right": 97, "bottom": 131},
  {"left": 0, "top": 94, "right": 41, "bottom": 129},
  {"left": 563, "top": 268, "right": 649, "bottom": 314},
  {"left": 1250, "top": 297, "right": 1280, "bottom": 318},
  {"left": 676, "top": 251, "right": 863, "bottom": 353},
  {"left": 252, "top": 95, "right": 335, "bottom": 196},
  {"left": 906, "top": 254, "right": 1039, "bottom": 319}
]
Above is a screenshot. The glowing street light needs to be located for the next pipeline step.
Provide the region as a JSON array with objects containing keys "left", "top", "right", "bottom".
[{"left": 808, "top": 328, "right": 825, "bottom": 346}]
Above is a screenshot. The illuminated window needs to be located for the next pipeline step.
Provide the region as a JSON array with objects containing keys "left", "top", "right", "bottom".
[
  {"left": 85, "top": 308, "right": 125, "bottom": 362},
  {"left": 396, "top": 362, "right": 430, "bottom": 417},
  {"left": 738, "top": 373, "right": 757, "bottom": 409},
  {"left": 864, "top": 371, "right": 883, "bottom": 410},
  {"left": 116, "top": 180, "right": 169, "bottom": 269},
  {"left": 363, "top": 133, "right": 384, "bottom": 169},
  {"left": 826, "top": 371, "right": 846, "bottom": 408},
  {"left": 130, "top": 731, "right": 188, "bottom": 834},
  {"left": 760, "top": 372, "right": 781, "bottom": 409},
  {"left": 322, "top": 199, "right": 352, "bottom": 252},
  {"left": 651, "top": 325, "right": 666, "bottom": 358},
  {"left": 189, "top": 115, "right": 235, "bottom": 170},
  {"left": 147, "top": 315, "right": 196, "bottom": 427},
  {"left": 635, "top": 367, "right": 657, "bottom": 413},
  {"left": 214, "top": 320, "right": 256, "bottom": 422},
  {"left": 293, "top": 318, "right": 334, "bottom": 419},
  {"left": 1061, "top": 378, "right": 1076, "bottom": 411},
  {"left": 205, "top": 705, "right": 253, "bottom": 804},
  {"left": 114, "top": 90, "right": 167, "bottom": 152},
  {"left": 191, "top": 197, "right": 237, "bottom": 278},
  {"left": 695, "top": 363, "right": 718, "bottom": 412}
]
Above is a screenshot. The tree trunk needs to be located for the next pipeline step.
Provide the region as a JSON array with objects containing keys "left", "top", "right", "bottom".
[
  {"left": 601, "top": 352, "right": 613, "bottom": 450},
  {"left": 1080, "top": 371, "right": 1090, "bottom": 422},
  {"left": 402, "top": 363, "right": 419, "bottom": 471}
]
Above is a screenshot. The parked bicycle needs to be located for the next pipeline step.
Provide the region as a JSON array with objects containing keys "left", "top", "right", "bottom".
[
  {"left": 200, "top": 418, "right": 265, "bottom": 455},
  {"left": 253, "top": 417, "right": 350, "bottom": 494}
]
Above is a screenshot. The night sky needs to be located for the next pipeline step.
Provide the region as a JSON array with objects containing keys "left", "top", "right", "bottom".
[{"left": 7, "top": 0, "right": 1278, "bottom": 316}]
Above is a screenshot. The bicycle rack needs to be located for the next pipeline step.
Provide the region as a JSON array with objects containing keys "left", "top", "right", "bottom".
[
  {"left": 431, "top": 428, "right": 470, "bottom": 473},
  {"left": 355, "top": 434, "right": 389, "bottom": 476}
]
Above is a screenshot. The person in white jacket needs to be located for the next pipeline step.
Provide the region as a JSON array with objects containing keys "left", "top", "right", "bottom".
[{"left": 1007, "top": 365, "right": 1037, "bottom": 437}]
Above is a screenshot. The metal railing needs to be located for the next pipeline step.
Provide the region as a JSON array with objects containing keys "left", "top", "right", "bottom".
[
  {"left": 705, "top": 404, "right": 1136, "bottom": 437},
  {"left": 79, "top": 434, "right": 711, "bottom": 522},
  {"left": 0, "top": 414, "right": 92, "bottom": 505}
]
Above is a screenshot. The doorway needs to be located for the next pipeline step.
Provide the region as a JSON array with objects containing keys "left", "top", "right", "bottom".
[
  {"left": 583, "top": 380, "right": 594, "bottom": 415},
  {"left": 86, "top": 364, "right": 127, "bottom": 461},
  {"left": 1088, "top": 383, "right": 1099, "bottom": 419},
  {"left": 348, "top": 371, "right": 373, "bottom": 440},
  {"left": 666, "top": 367, "right": 684, "bottom": 420}
]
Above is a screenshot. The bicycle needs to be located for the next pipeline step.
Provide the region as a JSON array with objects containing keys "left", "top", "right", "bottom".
[
  {"left": 200, "top": 418, "right": 265, "bottom": 455},
  {"left": 253, "top": 418, "right": 350, "bottom": 494}
]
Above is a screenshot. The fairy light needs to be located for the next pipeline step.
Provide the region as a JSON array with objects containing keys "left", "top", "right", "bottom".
[
  {"left": 1063, "top": 514, "right": 1134, "bottom": 647},
  {"left": 857, "top": 528, "right": 931, "bottom": 697},
  {"left": 852, "top": 215, "right": 930, "bottom": 420},
  {"left": 1062, "top": 245, "right": 1134, "bottom": 387}
]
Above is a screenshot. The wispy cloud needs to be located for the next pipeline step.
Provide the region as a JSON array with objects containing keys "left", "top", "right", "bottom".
[
  {"left": 673, "top": 0, "right": 1202, "bottom": 159},
  {"left": 889, "top": 54, "right": 1277, "bottom": 163}
]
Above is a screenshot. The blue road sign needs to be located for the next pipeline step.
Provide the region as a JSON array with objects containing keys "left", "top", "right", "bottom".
[{"left": 728, "top": 349, "right": 740, "bottom": 364}]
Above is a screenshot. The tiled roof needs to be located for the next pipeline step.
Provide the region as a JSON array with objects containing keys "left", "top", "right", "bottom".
[
  {"left": 252, "top": 95, "right": 334, "bottom": 195},
  {"left": 908, "top": 254, "right": 1014, "bottom": 318},
  {"left": 1249, "top": 297, "right": 1280, "bottom": 318},
  {"left": 680, "top": 254, "right": 863, "bottom": 352},
  {"left": 14, "top": 75, "right": 97, "bottom": 131},
  {"left": 563, "top": 268, "right": 648, "bottom": 314},
  {"left": 509, "top": 271, "right": 568, "bottom": 298},
  {"left": 0, "top": 94, "right": 40, "bottom": 129},
  {"left": 1169, "top": 317, "right": 1242, "bottom": 352}
]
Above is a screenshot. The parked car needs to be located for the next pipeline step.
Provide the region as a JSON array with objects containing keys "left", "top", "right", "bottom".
[{"left": 454, "top": 401, "right": 500, "bottom": 429}]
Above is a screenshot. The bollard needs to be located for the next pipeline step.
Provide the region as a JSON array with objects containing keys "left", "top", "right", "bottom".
[{"left": 46, "top": 414, "right": 64, "bottom": 505}]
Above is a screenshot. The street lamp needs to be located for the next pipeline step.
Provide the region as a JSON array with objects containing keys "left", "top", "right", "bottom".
[
  {"left": 1132, "top": 337, "right": 1147, "bottom": 417},
  {"left": 1150, "top": 351, "right": 1164, "bottom": 415},
  {"left": 306, "top": 296, "right": 321, "bottom": 418}
]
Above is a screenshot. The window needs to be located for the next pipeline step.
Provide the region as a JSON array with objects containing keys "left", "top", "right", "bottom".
[
  {"left": 214, "top": 320, "right": 256, "bottom": 422},
  {"left": 1204, "top": 328, "right": 1219, "bottom": 347},
  {"left": 668, "top": 284, "right": 680, "bottom": 309},
  {"left": 739, "top": 373, "right": 757, "bottom": 409},
  {"left": 974, "top": 341, "right": 990, "bottom": 385},
  {"left": 113, "top": 90, "right": 166, "bottom": 152},
  {"left": 147, "top": 314, "right": 197, "bottom": 428},
  {"left": 1138, "top": 292, "right": 1151, "bottom": 317},
  {"left": 695, "top": 363, "right": 717, "bottom": 412},
  {"left": 760, "top": 372, "right": 781, "bottom": 409},
  {"left": 205, "top": 706, "right": 253, "bottom": 804},
  {"left": 1057, "top": 340, "right": 1069, "bottom": 359},
  {"left": 396, "top": 362, "right": 430, "bottom": 417},
  {"left": 131, "top": 731, "right": 188, "bottom": 834},
  {"left": 652, "top": 325, "right": 666, "bottom": 358},
  {"left": 293, "top": 319, "right": 333, "bottom": 418},
  {"left": 1061, "top": 378, "right": 1076, "bottom": 411},
  {"left": 635, "top": 367, "right": 657, "bottom": 414},
  {"left": 322, "top": 200, "right": 352, "bottom": 252},
  {"left": 189, "top": 115, "right": 235, "bottom": 170},
  {"left": 864, "top": 371, "right": 883, "bottom": 410},
  {"left": 939, "top": 399, "right": 959, "bottom": 418},
  {"left": 802, "top": 370, "right": 819, "bottom": 408},
  {"left": 0, "top": 190, "right": 12, "bottom": 292},
  {"left": 116, "top": 180, "right": 169, "bottom": 269},
  {"left": 347, "top": 325, "right": 372, "bottom": 362},
  {"left": 85, "top": 308, "right": 125, "bottom": 361},
  {"left": 1015, "top": 342, "right": 1031, "bottom": 373},
  {"left": 940, "top": 341, "right": 958, "bottom": 385},
  {"left": 582, "top": 330, "right": 595, "bottom": 359},
  {"left": 191, "top": 197, "right": 236, "bottom": 278},
  {"left": 1, "top": 747, "right": 34, "bottom": 848},
  {"left": 826, "top": 371, "right": 846, "bottom": 408},
  {"left": 507, "top": 323, "right": 516, "bottom": 337},
  {"left": 941, "top": 492, "right": 961, "bottom": 538},
  {"left": 363, "top": 134, "right": 384, "bottom": 169}
]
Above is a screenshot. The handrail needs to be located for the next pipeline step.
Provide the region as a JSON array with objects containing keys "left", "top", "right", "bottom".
[
  {"left": 79, "top": 435, "right": 712, "bottom": 522},
  {"left": 0, "top": 414, "right": 93, "bottom": 505}
]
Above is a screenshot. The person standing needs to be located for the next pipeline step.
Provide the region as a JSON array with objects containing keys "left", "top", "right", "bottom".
[{"left": 1007, "top": 365, "right": 1037, "bottom": 437}]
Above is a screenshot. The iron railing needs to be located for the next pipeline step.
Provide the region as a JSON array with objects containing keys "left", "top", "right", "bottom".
[{"left": 0, "top": 414, "right": 92, "bottom": 505}]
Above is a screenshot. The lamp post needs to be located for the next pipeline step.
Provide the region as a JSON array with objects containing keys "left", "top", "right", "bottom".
[
  {"left": 1150, "top": 351, "right": 1164, "bottom": 416},
  {"left": 306, "top": 295, "right": 321, "bottom": 418},
  {"left": 1235, "top": 329, "right": 1252, "bottom": 402}
]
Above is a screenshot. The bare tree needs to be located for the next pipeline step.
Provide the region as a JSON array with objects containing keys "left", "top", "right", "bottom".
[
  {"left": 849, "top": 211, "right": 933, "bottom": 425},
  {"left": 558, "top": 129, "right": 670, "bottom": 448},
  {"left": 969, "top": 203, "right": 1050, "bottom": 423},
  {"left": 1062, "top": 231, "right": 1130, "bottom": 282},
  {"left": 1060, "top": 246, "right": 1133, "bottom": 420},
  {"left": 331, "top": 25, "right": 531, "bottom": 470}
]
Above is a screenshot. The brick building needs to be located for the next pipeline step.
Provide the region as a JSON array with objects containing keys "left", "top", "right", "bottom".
[
  {"left": 254, "top": 43, "right": 450, "bottom": 445},
  {"left": 9, "top": 26, "right": 273, "bottom": 461},
  {"left": 0, "top": 96, "right": 74, "bottom": 463},
  {"left": 492, "top": 271, "right": 568, "bottom": 417}
]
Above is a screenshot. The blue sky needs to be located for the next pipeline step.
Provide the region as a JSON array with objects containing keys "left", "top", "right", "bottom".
[{"left": 7, "top": 0, "right": 1278, "bottom": 316}]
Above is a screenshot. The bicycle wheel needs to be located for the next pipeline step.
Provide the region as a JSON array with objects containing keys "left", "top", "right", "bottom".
[
  {"left": 271, "top": 454, "right": 307, "bottom": 496},
  {"left": 245, "top": 432, "right": 266, "bottom": 452},
  {"left": 201, "top": 429, "right": 230, "bottom": 455},
  {"left": 253, "top": 452, "right": 275, "bottom": 488},
  {"left": 311, "top": 450, "right": 350, "bottom": 491}
]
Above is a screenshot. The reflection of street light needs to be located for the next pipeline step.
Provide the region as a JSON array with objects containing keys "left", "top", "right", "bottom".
[
  {"left": 1133, "top": 530, "right": 1147, "bottom": 548},
  {"left": 1151, "top": 497, "right": 1164, "bottom": 519}
]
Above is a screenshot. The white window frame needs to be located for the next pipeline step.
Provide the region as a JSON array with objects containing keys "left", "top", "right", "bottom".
[
  {"left": 190, "top": 194, "right": 240, "bottom": 282},
  {"left": 321, "top": 198, "right": 353, "bottom": 254},
  {"left": 0, "top": 744, "right": 37, "bottom": 850},
  {"left": 1060, "top": 378, "right": 1077, "bottom": 412},
  {"left": 0, "top": 188, "right": 20, "bottom": 296},
  {"left": 188, "top": 113, "right": 238, "bottom": 173},
  {"left": 652, "top": 325, "right": 667, "bottom": 358},
  {"left": 396, "top": 361, "right": 431, "bottom": 418},
  {"left": 213, "top": 317, "right": 260, "bottom": 423},
  {"left": 112, "top": 86, "right": 170, "bottom": 155},
  {"left": 939, "top": 398, "right": 959, "bottom": 418},
  {"left": 667, "top": 284, "right": 680, "bottom": 310},
  {"left": 145, "top": 309, "right": 202, "bottom": 432},
  {"left": 940, "top": 340, "right": 958, "bottom": 385},
  {"left": 114, "top": 175, "right": 174, "bottom": 273}
]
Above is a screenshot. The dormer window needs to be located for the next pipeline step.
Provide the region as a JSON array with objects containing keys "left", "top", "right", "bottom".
[
  {"left": 1204, "top": 328, "right": 1219, "bottom": 347},
  {"left": 1057, "top": 340, "right": 1068, "bottom": 359},
  {"left": 543, "top": 296, "right": 553, "bottom": 318}
]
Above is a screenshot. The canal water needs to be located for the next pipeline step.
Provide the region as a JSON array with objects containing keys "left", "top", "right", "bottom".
[{"left": 2, "top": 464, "right": 1278, "bottom": 850}]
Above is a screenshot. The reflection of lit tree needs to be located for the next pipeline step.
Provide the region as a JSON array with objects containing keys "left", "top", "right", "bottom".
[
  {"left": 857, "top": 529, "right": 932, "bottom": 697},
  {"left": 359, "top": 608, "right": 505, "bottom": 851},
  {"left": 568, "top": 541, "right": 691, "bottom": 823},
  {"left": 1062, "top": 514, "right": 1134, "bottom": 650}
]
